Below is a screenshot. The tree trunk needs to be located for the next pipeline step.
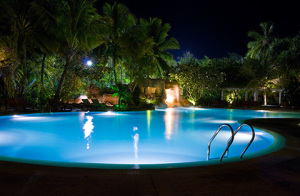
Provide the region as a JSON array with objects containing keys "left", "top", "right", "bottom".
[
  {"left": 54, "top": 59, "right": 70, "bottom": 101},
  {"left": 263, "top": 88, "right": 267, "bottom": 105},
  {"left": 120, "top": 66, "right": 123, "bottom": 84},
  {"left": 112, "top": 55, "right": 121, "bottom": 109},
  {"left": 129, "top": 63, "right": 135, "bottom": 93},
  {"left": 113, "top": 55, "right": 118, "bottom": 85},
  {"left": 40, "top": 54, "right": 46, "bottom": 90},
  {"left": 0, "top": 76, "right": 5, "bottom": 100},
  {"left": 129, "top": 82, "right": 138, "bottom": 93},
  {"left": 118, "top": 95, "right": 121, "bottom": 110},
  {"left": 21, "top": 48, "right": 27, "bottom": 97}
]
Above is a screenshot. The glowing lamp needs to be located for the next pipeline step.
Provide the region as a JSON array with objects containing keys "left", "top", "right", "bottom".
[{"left": 86, "top": 60, "right": 93, "bottom": 66}]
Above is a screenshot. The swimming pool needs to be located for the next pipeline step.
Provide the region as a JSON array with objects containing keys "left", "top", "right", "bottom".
[{"left": 0, "top": 108, "right": 297, "bottom": 169}]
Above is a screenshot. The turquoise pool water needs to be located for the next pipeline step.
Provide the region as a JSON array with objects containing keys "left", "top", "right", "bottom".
[{"left": 0, "top": 108, "right": 298, "bottom": 169}]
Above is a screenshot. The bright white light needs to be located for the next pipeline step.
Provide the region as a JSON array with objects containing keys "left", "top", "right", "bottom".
[
  {"left": 83, "top": 116, "right": 94, "bottom": 139},
  {"left": 255, "top": 132, "right": 266, "bottom": 136},
  {"left": 97, "top": 111, "right": 121, "bottom": 116},
  {"left": 186, "top": 107, "right": 208, "bottom": 110},
  {"left": 83, "top": 116, "right": 94, "bottom": 149},
  {"left": 233, "top": 133, "right": 253, "bottom": 143},
  {"left": 106, "top": 111, "right": 114, "bottom": 115},
  {"left": 86, "top": 60, "right": 93, "bottom": 66},
  {"left": 165, "top": 89, "right": 175, "bottom": 105},
  {"left": 79, "top": 95, "right": 88, "bottom": 100},
  {"left": 11, "top": 116, "right": 53, "bottom": 121},
  {"left": 209, "top": 120, "right": 238, "bottom": 124},
  {"left": 256, "top": 110, "right": 268, "bottom": 113},
  {"left": 133, "top": 133, "right": 139, "bottom": 160}
]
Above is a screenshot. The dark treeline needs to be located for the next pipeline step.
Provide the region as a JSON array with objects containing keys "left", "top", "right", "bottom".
[
  {"left": 172, "top": 22, "right": 300, "bottom": 107},
  {"left": 0, "top": 0, "right": 299, "bottom": 110}
]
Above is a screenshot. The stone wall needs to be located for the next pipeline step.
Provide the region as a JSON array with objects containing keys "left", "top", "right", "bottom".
[
  {"left": 140, "top": 79, "right": 192, "bottom": 107},
  {"left": 140, "top": 79, "right": 166, "bottom": 98},
  {"left": 67, "top": 79, "right": 191, "bottom": 107}
]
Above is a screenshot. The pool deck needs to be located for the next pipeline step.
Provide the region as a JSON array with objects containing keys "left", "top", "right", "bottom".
[{"left": 0, "top": 114, "right": 300, "bottom": 195}]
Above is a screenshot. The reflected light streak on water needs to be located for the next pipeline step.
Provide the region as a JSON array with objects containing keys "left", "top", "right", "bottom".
[
  {"left": 83, "top": 116, "right": 94, "bottom": 149},
  {"left": 133, "top": 133, "right": 139, "bottom": 160},
  {"left": 164, "top": 108, "right": 174, "bottom": 140}
]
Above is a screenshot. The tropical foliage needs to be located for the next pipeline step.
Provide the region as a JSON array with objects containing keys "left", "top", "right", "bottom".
[
  {"left": 0, "top": 0, "right": 180, "bottom": 111},
  {"left": 170, "top": 24, "right": 299, "bottom": 107},
  {"left": 0, "top": 0, "right": 299, "bottom": 110},
  {"left": 170, "top": 53, "right": 222, "bottom": 105},
  {"left": 246, "top": 22, "right": 274, "bottom": 59},
  {"left": 270, "top": 35, "right": 300, "bottom": 106}
]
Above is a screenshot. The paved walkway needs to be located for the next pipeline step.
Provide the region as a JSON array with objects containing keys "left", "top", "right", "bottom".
[{"left": 0, "top": 118, "right": 300, "bottom": 195}]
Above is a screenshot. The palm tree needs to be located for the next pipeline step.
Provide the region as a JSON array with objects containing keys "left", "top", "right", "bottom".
[
  {"left": 0, "top": 0, "right": 37, "bottom": 96},
  {"left": 120, "top": 25, "right": 155, "bottom": 92},
  {"left": 245, "top": 22, "right": 276, "bottom": 105},
  {"left": 242, "top": 58, "right": 277, "bottom": 105},
  {"left": 102, "top": 2, "right": 136, "bottom": 84},
  {"left": 246, "top": 22, "right": 274, "bottom": 59},
  {"left": 32, "top": 0, "right": 107, "bottom": 101},
  {"left": 30, "top": 1, "right": 57, "bottom": 91},
  {"left": 139, "top": 17, "right": 179, "bottom": 77},
  {"left": 270, "top": 35, "right": 300, "bottom": 106},
  {"left": 271, "top": 35, "right": 300, "bottom": 82}
]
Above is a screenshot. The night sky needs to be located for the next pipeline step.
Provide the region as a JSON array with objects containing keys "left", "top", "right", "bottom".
[{"left": 97, "top": 0, "right": 300, "bottom": 59}]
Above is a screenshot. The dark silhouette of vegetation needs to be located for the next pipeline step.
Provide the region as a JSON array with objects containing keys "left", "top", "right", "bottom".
[{"left": 0, "top": 0, "right": 299, "bottom": 110}]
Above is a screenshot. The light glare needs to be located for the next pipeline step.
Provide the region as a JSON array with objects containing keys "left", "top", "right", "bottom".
[{"left": 86, "top": 60, "right": 93, "bottom": 66}]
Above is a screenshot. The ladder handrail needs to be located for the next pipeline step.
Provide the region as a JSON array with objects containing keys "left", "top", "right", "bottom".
[
  {"left": 207, "top": 123, "right": 235, "bottom": 162},
  {"left": 233, "top": 123, "right": 256, "bottom": 159},
  {"left": 208, "top": 123, "right": 256, "bottom": 162}
]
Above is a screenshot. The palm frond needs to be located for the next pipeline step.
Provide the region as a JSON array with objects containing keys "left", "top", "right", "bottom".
[{"left": 158, "top": 37, "right": 179, "bottom": 51}]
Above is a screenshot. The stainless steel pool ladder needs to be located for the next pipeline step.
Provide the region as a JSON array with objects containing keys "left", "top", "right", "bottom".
[
  {"left": 207, "top": 123, "right": 256, "bottom": 162},
  {"left": 207, "top": 124, "right": 234, "bottom": 162}
]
